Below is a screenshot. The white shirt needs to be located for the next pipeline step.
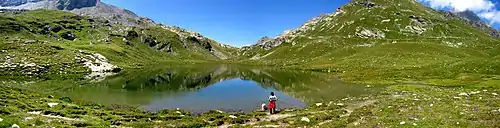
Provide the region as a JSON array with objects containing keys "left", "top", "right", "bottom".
[{"left": 269, "top": 95, "right": 278, "bottom": 101}]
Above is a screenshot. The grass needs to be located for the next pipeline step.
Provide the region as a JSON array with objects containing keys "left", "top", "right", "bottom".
[
  {"left": 1, "top": 0, "right": 500, "bottom": 127},
  {"left": 0, "top": 9, "right": 234, "bottom": 80}
]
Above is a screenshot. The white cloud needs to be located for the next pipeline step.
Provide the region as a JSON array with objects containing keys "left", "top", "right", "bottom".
[{"left": 418, "top": 0, "right": 500, "bottom": 24}]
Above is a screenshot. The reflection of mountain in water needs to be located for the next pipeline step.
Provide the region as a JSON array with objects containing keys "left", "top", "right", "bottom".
[{"left": 101, "top": 64, "right": 375, "bottom": 104}]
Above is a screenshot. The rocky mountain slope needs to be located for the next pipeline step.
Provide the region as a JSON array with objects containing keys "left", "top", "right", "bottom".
[
  {"left": 451, "top": 10, "right": 500, "bottom": 38},
  {"left": 239, "top": 0, "right": 500, "bottom": 82},
  {"left": 0, "top": 0, "right": 141, "bottom": 26}
]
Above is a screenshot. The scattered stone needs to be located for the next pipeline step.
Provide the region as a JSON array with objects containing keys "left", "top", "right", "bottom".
[
  {"left": 469, "top": 91, "right": 480, "bottom": 95},
  {"left": 483, "top": 90, "right": 488, "bottom": 92},
  {"left": 24, "top": 117, "right": 34, "bottom": 121},
  {"left": 28, "top": 111, "right": 42, "bottom": 115},
  {"left": 24, "top": 40, "right": 36, "bottom": 44},
  {"left": 0, "top": 118, "right": 3, "bottom": 122},
  {"left": 400, "top": 121, "right": 406, "bottom": 125},
  {"left": 228, "top": 115, "right": 237, "bottom": 119},
  {"left": 492, "top": 93, "right": 498, "bottom": 96},
  {"left": 300, "top": 117, "right": 310, "bottom": 122},
  {"left": 336, "top": 103, "right": 345, "bottom": 106},
  {"left": 453, "top": 97, "right": 461, "bottom": 99},
  {"left": 315, "top": 103, "right": 323, "bottom": 107},
  {"left": 413, "top": 123, "right": 417, "bottom": 126},
  {"left": 47, "top": 103, "right": 59, "bottom": 108},
  {"left": 366, "top": 85, "right": 372, "bottom": 88},
  {"left": 216, "top": 110, "right": 224, "bottom": 113},
  {"left": 11, "top": 124, "right": 20, "bottom": 128},
  {"left": 458, "top": 93, "right": 468, "bottom": 96},
  {"left": 175, "top": 111, "right": 182, "bottom": 114},
  {"left": 430, "top": 104, "right": 434, "bottom": 107}
]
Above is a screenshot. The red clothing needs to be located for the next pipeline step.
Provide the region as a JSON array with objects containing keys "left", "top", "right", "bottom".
[{"left": 269, "top": 100, "right": 276, "bottom": 109}]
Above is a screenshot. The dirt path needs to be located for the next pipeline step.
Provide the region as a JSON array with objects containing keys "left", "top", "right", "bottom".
[{"left": 220, "top": 100, "right": 378, "bottom": 128}]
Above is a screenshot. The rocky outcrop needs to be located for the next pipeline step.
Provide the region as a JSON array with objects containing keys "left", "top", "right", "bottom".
[
  {"left": 356, "top": 28, "right": 385, "bottom": 39},
  {"left": 443, "top": 10, "right": 500, "bottom": 38},
  {"left": 75, "top": 50, "right": 120, "bottom": 81},
  {"left": 56, "top": 0, "right": 97, "bottom": 10},
  {"left": 402, "top": 15, "right": 431, "bottom": 35}
]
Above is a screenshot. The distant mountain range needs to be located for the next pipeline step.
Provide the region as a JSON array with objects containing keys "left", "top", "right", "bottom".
[{"left": 1, "top": 0, "right": 500, "bottom": 82}]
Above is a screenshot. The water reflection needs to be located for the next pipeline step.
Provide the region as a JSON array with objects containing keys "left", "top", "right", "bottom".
[{"left": 61, "top": 64, "right": 378, "bottom": 113}]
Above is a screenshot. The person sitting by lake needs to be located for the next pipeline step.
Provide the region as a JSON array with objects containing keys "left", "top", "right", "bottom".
[{"left": 268, "top": 92, "right": 278, "bottom": 114}]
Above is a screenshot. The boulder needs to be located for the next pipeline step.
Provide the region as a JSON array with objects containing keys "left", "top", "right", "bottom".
[
  {"left": 47, "top": 103, "right": 59, "bottom": 108},
  {"left": 60, "top": 31, "right": 76, "bottom": 41},
  {"left": 11, "top": 124, "right": 20, "bottom": 128},
  {"left": 300, "top": 117, "right": 310, "bottom": 122}
]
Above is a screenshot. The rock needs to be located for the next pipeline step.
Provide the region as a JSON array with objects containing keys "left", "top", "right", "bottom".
[
  {"left": 492, "top": 93, "right": 498, "bottom": 96},
  {"left": 430, "top": 104, "right": 434, "bottom": 107},
  {"left": 24, "top": 40, "right": 36, "bottom": 44},
  {"left": 300, "top": 117, "right": 310, "bottom": 122},
  {"left": 47, "top": 103, "right": 59, "bottom": 108},
  {"left": 469, "top": 91, "right": 480, "bottom": 95},
  {"left": 61, "top": 31, "right": 76, "bottom": 41},
  {"left": 11, "top": 124, "right": 20, "bottom": 128},
  {"left": 175, "top": 111, "right": 182, "bottom": 114},
  {"left": 28, "top": 111, "right": 42, "bottom": 115},
  {"left": 24, "top": 117, "right": 34, "bottom": 121},
  {"left": 228, "top": 115, "right": 237, "bottom": 119},
  {"left": 356, "top": 28, "right": 385, "bottom": 39},
  {"left": 336, "top": 103, "right": 345, "bottom": 106},
  {"left": 315, "top": 103, "right": 323, "bottom": 107},
  {"left": 400, "top": 121, "right": 406, "bottom": 125},
  {"left": 0, "top": 118, "right": 2, "bottom": 122},
  {"left": 458, "top": 93, "right": 468, "bottom": 96},
  {"left": 366, "top": 85, "right": 372, "bottom": 87},
  {"left": 48, "top": 95, "right": 54, "bottom": 98},
  {"left": 216, "top": 110, "right": 224, "bottom": 113},
  {"left": 413, "top": 123, "right": 417, "bottom": 126}
]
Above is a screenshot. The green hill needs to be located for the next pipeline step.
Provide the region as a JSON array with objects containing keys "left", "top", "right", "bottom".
[
  {"left": 238, "top": 0, "right": 500, "bottom": 83},
  {"left": 0, "top": 9, "right": 236, "bottom": 80}
]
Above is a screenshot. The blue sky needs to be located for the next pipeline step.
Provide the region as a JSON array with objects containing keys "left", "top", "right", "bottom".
[
  {"left": 102, "top": 0, "right": 500, "bottom": 47},
  {"left": 101, "top": 0, "right": 350, "bottom": 46}
]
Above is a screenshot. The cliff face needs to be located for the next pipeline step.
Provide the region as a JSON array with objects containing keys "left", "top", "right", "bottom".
[{"left": 56, "top": 0, "right": 98, "bottom": 10}]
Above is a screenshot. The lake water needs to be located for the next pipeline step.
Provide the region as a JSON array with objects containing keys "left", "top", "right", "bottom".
[{"left": 60, "top": 64, "right": 378, "bottom": 113}]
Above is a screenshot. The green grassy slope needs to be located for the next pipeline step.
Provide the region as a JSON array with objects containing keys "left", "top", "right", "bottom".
[
  {"left": 0, "top": 10, "right": 234, "bottom": 80},
  {"left": 238, "top": 0, "right": 500, "bottom": 83}
]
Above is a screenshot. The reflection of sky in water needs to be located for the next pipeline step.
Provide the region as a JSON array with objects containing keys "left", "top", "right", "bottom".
[{"left": 140, "top": 78, "right": 306, "bottom": 113}]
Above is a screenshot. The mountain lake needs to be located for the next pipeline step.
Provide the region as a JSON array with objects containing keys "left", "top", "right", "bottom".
[{"left": 53, "top": 64, "right": 381, "bottom": 113}]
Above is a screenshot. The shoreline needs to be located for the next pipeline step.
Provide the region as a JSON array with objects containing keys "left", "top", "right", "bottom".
[{"left": 1, "top": 81, "right": 499, "bottom": 127}]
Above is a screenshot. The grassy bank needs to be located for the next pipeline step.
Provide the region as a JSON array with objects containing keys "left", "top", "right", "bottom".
[{"left": 1, "top": 80, "right": 498, "bottom": 127}]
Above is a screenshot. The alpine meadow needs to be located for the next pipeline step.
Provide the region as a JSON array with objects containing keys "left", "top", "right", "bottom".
[{"left": 0, "top": 0, "right": 499, "bottom": 127}]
